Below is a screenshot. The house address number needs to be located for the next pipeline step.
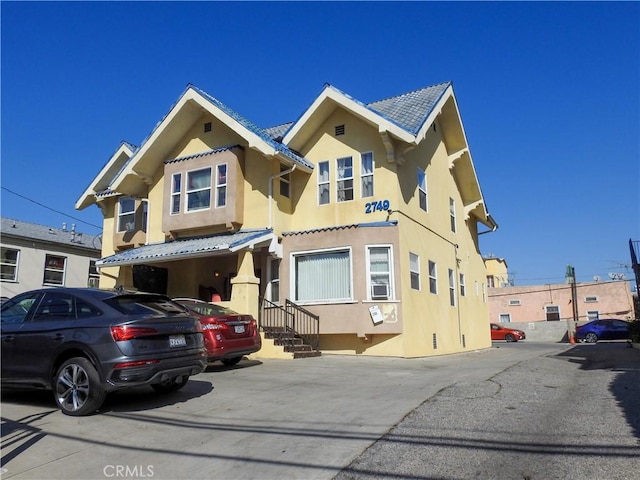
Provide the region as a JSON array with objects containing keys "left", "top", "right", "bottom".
[{"left": 365, "top": 200, "right": 390, "bottom": 214}]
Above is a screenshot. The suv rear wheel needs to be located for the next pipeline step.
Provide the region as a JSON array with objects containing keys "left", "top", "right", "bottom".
[{"left": 54, "top": 357, "right": 106, "bottom": 416}]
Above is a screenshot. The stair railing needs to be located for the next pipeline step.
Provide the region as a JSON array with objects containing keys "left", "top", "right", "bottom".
[{"left": 258, "top": 297, "right": 320, "bottom": 351}]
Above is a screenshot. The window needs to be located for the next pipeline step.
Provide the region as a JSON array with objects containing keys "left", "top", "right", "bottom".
[
  {"left": 586, "top": 311, "right": 599, "bottom": 321},
  {"left": 269, "top": 258, "right": 280, "bottom": 304},
  {"left": 337, "top": 157, "right": 354, "bottom": 202},
  {"left": 417, "top": 168, "right": 427, "bottom": 211},
  {"left": 88, "top": 260, "right": 100, "bottom": 288},
  {"left": 509, "top": 299, "right": 521, "bottom": 306},
  {"left": 546, "top": 305, "right": 560, "bottom": 321},
  {"left": 499, "top": 313, "right": 511, "bottom": 323},
  {"left": 409, "top": 253, "right": 420, "bottom": 290},
  {"left": 293, "top": 248, "right": 351, "bottom": 302},
  {"left": 1, "top": 247, "right": 19, "bottom": 281},
  {"left": 215, "top": 165, "right": 227, "bottom": 208},
  {"left": 487, "top": 275, "right": 496, "bottom": 288},
  {"left": 34, "top": 292, "right": 74, "bottom": 320},
  {"left": 448, "top": 269, "right": 456, "bottom": 306},
  {"left": 142, "top": 200, "right": 148, "bottom": 233},
  {"left": 584, "top": 296, "right": 598, "bottom": 303},
  {"left": 318, "top": 161, "right": 330, "bottom": 205},
  {"left": 361, "top": 152, "right": 374, "bottom": 198},
  {"left": 428, "top": 260, "right": 437, "bottom": 294},
  {"left": 187, "top": 167, "right": 212, "bottom": 211},
  {"left": 171, "top": 173, "right": 182, "bottom": 214},
  {"left": 368, "top": 246, "right": 393, "bottom": 300},
  {"left": 459, "top": 273, "right": 466, "bottom": 297},
  {"left": 449, "top": 198, "right": 457, "bottom": 233},
  {"left": 118, "top": 197, "right": 135, "bottom": 232},
  {"left": 279, "top": 165, "right": 290, "bottom": 198},
  {"left": 44, "top": 255, "right": 66, "bottom": 286}
]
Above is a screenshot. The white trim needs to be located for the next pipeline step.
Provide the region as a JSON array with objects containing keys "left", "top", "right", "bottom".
[
  {"left": 365, "top": 244, "right": 395, "bottom": 301},
  {"left": 289, "top": 246, "right": 353, "bottom": 303}
]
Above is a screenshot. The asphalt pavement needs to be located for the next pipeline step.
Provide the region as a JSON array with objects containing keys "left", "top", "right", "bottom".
[{"left": 1, "top": 342, "right": 637, "bottom": 480}]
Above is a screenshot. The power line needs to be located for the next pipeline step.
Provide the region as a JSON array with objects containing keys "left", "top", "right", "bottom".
[{"left": 1, "top": 186, "right": 103, "bottom": 231}]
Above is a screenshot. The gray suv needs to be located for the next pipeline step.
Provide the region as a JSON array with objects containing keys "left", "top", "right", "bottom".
[{"left": 1, "top": 288, "right": 207, "bottom": 416}]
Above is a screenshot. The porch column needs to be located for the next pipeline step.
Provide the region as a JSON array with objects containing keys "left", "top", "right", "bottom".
[{"left": 230, "top": 247, "right": 260, "bottom": 319}]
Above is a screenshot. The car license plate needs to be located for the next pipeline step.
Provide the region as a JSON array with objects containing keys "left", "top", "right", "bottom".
[
  {"left": 169, "top": 334, "right": 186, "bottom": 347},
  {"left": 234, "top": 325, "right": 245, "bottom": 334}
]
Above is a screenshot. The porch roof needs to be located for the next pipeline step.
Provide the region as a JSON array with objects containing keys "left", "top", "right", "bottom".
[{"left": 96, "top": 229, "right": 275, "bottom": 268}]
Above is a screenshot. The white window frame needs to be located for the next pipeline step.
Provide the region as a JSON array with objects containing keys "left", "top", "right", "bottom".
[
  {"left": 417, "top": 168, "right": 427, "bottom": 211},
  {"left": 449, "top": 197, "right": 457, "bottom": 233},
  {"left": 499, "top": 313, "right": 511, "bottom": 323},
  {"left": 215, "top": 164, "right": 227, "bottom": 208},
  {"left": 88, "top": 260, "right": 100, "bottom": 288},
  {"left": 268, "top": 258, "right": 280, "bottom": 304},
  {"left": 360, "top": 152, "right": 374, "bottom": 198},
  {"left": 1, "top": 247, "right": 20, "bottom": 282},
  {"left": 186, "top": 167, "right": 212, "bottom": 212},
  {"left": 459, "top": 273, "right": 466, "bottom": 297},
  {"left": 171, "top": 173, "right": 182, "bottom": 215},
  {"left": 586, "top": 310, "right": 599, "bottom": 321},
  {"left": 584, "top": 296, "right": 598, "bottom": 303},
  {"left": 448, "top": 268, "right": 456, "bottom": 306},
  {"left": 366, "top": 245, "right": 394, "bottom": 301},
  {"left": 409, "top": 252, "right": 420, "bottom": 291},
  {"left": 337, "top": 156, "right": 354, "bottom": 202},
  {"left": 508, "top": 299, "right": 522, "bottom": 306},
  {"left": 318, "top": 160, "right": 330, "bottom": 205},
  {"left": 428, "top": 260, "right": 438, "bottom": 294},
  {"left": 117, "top": 197, "right": 136, "bottom": 232},
  {"left": 43, "top": 254, "right": 66, "bottom": 286},
  {"left": 291, "top": 247, "right": 353, "bottom": 304}
]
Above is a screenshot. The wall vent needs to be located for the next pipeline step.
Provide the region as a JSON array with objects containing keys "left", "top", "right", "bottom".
[
  {"left": 432, "top": 333, "right": 438, "bottom": 349},
  {"left": 462, "top": 334, "right": 466, "bottom": 348},
  {"left": 204, "top": 122, "right": 212, "bottom": 133},
  {"left": 335, "top": 124, "right": 345, "bottom": 136}
]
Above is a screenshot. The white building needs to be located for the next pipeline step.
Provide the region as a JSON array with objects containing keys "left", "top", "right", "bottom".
[{"left": 0, "top": 218, "right": 102, "bottom": 298}]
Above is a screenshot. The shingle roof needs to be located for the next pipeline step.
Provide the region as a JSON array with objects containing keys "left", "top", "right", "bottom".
[
  {"left": 0, "top": 218, "right": 102, "bottom": 252},
  {"left": 96, "top": 229, "right": 274, "bottom": 267},
  {"left": 189, "top": 85, "right": 314, "bottom": 170},
  {"left": 366, "top": 82, "right": 451, "bottom": 135}
]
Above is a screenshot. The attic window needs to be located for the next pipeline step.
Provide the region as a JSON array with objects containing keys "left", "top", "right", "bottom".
[
  {"left": 204, "top": 122, "right": 212, "bottom": 133},
  {"left": 335, "top": 124, "right": 345, "bottom": 136}
]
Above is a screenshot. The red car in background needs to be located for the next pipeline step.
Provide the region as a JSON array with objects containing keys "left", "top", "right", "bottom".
[
  {"left": 490, "top": 323, "right": 526, "bottom": 342},
  {"left": 174, "top": 299, "right": 261, "bottom": 365}
]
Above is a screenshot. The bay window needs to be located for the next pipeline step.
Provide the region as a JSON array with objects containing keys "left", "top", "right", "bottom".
[{"left": 187, "top": 167, "right": 212, "bottom": 211}]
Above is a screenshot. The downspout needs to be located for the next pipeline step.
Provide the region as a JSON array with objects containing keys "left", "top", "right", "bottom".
[{"left": 268, "top": 164, "right": 297, "bottom": 230}]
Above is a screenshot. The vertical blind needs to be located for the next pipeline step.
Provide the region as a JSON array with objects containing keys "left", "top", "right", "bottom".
[{"left": 295, "top": 250, "right": 351, "bottom": 302}]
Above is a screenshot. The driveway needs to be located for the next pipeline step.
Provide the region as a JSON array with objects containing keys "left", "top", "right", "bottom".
[{"left": 2, "top": 343, "right": 573, "bottom": 479}]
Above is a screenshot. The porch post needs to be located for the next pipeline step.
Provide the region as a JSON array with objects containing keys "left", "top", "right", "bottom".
[{"left": 230, "top": 247, "right": 260, "bottom": 319}]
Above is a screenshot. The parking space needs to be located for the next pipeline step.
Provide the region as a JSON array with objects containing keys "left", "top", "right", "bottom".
[{"left": 1, "top": 343, "right": 571, "bottom": 480}]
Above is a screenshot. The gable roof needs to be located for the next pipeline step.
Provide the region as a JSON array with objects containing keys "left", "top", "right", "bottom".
[{"left": 1, "top": 218, "right": 102, "bottom": 253}]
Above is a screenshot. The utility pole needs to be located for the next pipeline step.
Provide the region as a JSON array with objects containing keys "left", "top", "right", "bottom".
[{"left": 565, "top": 265, "right": 578, "bottom": 344}]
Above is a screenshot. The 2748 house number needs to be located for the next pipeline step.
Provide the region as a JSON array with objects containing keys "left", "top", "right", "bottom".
[{"left": 365, "top": 199, "right": 391, "bottom": 214}]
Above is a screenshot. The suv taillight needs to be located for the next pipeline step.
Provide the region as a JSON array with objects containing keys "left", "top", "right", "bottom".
[{"left": 111, "top": 325, "right": 158, "bottom": 341}]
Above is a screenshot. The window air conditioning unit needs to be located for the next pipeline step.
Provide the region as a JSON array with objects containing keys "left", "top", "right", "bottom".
[{"left": 371, "top": 284, "right": 389, "bottom": 299}]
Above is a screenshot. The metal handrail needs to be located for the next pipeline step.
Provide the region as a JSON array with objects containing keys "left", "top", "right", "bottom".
[{"left": 258, "top": 297, "right": 320, "bottom": 351}]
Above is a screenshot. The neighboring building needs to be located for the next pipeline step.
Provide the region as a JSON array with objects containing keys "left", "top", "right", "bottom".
[
  {"left": 484, "top": 256, "right": 510, "bottom": 288},
  {"left": 76, "top": 81, "right": 498, "bottom": 357},
  {"left": 0, "top": 218, "right": 102, "bottom": 298},
  {"left": 488, "top": 280, "right": 635, "bottom": 324}
]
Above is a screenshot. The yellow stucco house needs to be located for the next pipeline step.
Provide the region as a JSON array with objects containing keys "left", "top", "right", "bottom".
[{"left": 76, "top": 81, "right": 498, "bottom": 358}]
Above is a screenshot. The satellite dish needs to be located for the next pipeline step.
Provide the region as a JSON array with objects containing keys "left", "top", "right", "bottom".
[
  {"left": 608, "top": 273, "right": 617, "bottom": 280},
  {"left": 593, "top": 275, "right": 600, "bottom": 282}
]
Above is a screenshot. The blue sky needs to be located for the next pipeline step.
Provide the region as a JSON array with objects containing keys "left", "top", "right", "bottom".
[{"left": 1, "top": 1, "right": 639, "bottom": 286}]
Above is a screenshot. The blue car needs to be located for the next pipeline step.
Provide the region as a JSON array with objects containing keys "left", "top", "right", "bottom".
[{"left": 576, "top": 319, "right": 630, "bottom": 343}]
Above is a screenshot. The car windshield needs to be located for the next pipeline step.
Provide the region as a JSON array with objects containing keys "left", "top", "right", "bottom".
[{"left": 183, "top": 303, "right": 239, "bottom": 316}]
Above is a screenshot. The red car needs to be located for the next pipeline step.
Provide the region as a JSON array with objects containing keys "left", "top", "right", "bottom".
[
  {"left": 174, "top": 299, "right": 261, "bottom": 365},
  {"left": 490, "top": 323, "right": 526, "bottom": 342}
]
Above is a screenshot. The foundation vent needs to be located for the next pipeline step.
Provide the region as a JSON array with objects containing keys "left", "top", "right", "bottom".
[{"left": 432, "top": 333, "right": 438, "bottom": 350}]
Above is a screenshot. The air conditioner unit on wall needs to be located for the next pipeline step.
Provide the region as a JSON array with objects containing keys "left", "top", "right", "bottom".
[{"left": 372, "top": 284, "right": 389, "bottom": 299}]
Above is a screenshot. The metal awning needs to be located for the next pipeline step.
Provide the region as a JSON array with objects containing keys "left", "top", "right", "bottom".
[{"left": 96, "top": 229, "right": 277, "bottom": 267}]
